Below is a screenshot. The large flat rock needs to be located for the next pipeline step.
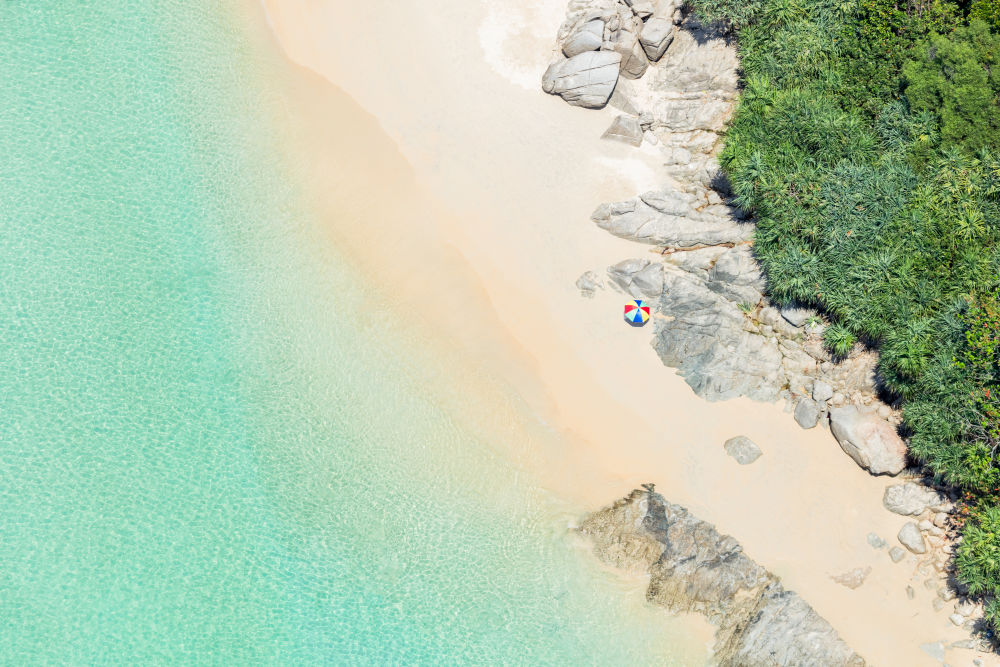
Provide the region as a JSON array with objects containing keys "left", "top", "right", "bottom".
[{"left": 591, "top": 188, "right": 753, "bottom": 247}]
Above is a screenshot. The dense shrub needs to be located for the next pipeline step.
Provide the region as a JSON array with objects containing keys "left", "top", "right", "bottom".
[
  {"left": 970, "top": 0, "right": 1000, "bottom": 30},
  {"left": 903, "top": 21, "right": 1000, "bottom": 154},
  {"left": 689, "top": 0, "right": 1000, "bottom": 633}
]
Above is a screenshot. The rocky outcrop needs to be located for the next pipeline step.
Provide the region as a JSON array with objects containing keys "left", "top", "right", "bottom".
[
  {"left": 543, "top": 0, "right": 689, "bottom": 107},
  {"left": 794, "top": 398, "right": 822, "bottom": 429},
  {"left": 830, "top": 406, "right": 907, "bottom": 476},
  {"left": 579, "top": 487, "right": 865, "bottom": 666},
  {"left": 591, "top": 189, "right": 753, "bottom": 247},
  {"left": 542, "top": 50, "right": 622, "bottom": 108},
  {"left": 545, "top": 2, "right": 904, "bottom": 473},
  {"left": 545, "top": 3, "right": 987, "bottom": 655}
]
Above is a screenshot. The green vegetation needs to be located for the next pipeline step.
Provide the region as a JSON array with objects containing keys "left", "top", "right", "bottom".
[{"left": 688, "top": 0, "right": 1000, "bottom": 634}]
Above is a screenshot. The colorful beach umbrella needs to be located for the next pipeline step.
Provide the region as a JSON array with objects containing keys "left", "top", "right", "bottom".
[{"left": 624, "top": 299, "right": 650, "bottom": 325}]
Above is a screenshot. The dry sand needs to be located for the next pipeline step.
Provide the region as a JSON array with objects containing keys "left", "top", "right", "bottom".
[{"left": 240, "top": 0, "right": 993, "bottom": 664}]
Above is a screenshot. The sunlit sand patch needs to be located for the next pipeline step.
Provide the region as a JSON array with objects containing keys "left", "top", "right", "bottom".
[
  {"left": 478, "top": 1, "right": 565, "bottom": 90},
  {"left": 593, "top": 155, "right": 663, "bottom": 195}
]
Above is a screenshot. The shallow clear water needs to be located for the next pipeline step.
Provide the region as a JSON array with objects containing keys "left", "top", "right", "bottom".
[{"left": 0, "top": 2, "right": 699, "bottom": 663}]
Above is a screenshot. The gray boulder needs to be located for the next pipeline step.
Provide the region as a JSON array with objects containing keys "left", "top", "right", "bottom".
[
  {"left": 882, "top": 482, "right": 945, "bottom": 516},
  {"left": 601, "top": 114, "right": 644, "bottom": 147},
  {"left": 579, "top": 488, "right": 865, "bottom": 666},
  {"left": 888, "top": 546, "right": 906, "bottom": 562},
  {"left": 639, "top": 17, "right": 675, "bottom": 61},
  {"left": 607, "top": 31, "right": 650, "bottom": 79},
  {"left": 812, "top": 380, "right": 834, "bottom": 403},
  {"left": 794, "top": 398, "right": 821, "bottom": 429},
  {"left": 542, "top": 51, "right": 622, "bottom": 108},
  {"left": 829, "top": 406, "right": 907, "bottom": 476},
  {"left": 562, "top": 19, "right": 604, "bottom": 58},
  {"left": 898, "top": 521, "right": 926, "bottom": 554},
  {"left": 724, "top": 436, "right": 762, "bottom": 465}
]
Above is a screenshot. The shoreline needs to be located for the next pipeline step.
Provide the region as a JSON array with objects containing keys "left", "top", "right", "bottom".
[{"left": 250, "top": 0, "right": 985, "bottom": 663}]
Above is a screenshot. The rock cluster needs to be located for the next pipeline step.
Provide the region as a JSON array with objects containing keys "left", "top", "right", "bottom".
[
  {"left": 542, "top": 0, "right": 684, "bottom": 108},
  {"left": 542, "top": 50, "right": 623, "bottom": 109},
  {"left": 579, "top": 487, "right": 865, "bottom": 666},
  {"left": 546, "top": 0, "right": 905, "bottom": 477},
  {"left": 547, "top": 3, "right": 993, "bottom": 656}
]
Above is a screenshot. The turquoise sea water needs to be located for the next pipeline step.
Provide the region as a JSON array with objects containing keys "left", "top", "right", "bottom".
[{"left": 0, "top": 2, "right": 697, "bottom": 663}]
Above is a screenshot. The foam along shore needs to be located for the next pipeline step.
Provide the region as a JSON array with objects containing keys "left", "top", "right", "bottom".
[{"left": 256, "top": 0, "right": 988, "bottom": 663}]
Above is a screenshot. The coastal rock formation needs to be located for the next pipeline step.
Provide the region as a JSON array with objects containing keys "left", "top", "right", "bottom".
[
  {"left": 548, "top": 8, "right": 892, "bottom": 429},
  {"left": 544, "top": 1, "right": 986, "bottom": 656},
  {"left": 562, "top": 19, "right": 605, "bottom": 57},
  {"left": 579, "top": 487, "right": 865, "bottom": 666},
  {"left": 830, "top": 406, "right": 907, "bottom": 476},
  {"left": 591, "top": 189, "right": 753, "bottom": 246},
  {"left": 541, "top": 50, "right": 622, "bottom": 108}
]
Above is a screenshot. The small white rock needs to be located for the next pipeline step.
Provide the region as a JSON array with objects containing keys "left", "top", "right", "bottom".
[
  {"left": 723, "top": 436, "right": 762, "bottom": 465},
  {"left": 898, "top": 522, "right": 927, "bottom": 554}
]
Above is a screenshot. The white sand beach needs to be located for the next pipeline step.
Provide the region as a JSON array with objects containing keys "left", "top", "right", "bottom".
[{"left": 240, "top": 0, "right": 991, "bottom": 663}]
